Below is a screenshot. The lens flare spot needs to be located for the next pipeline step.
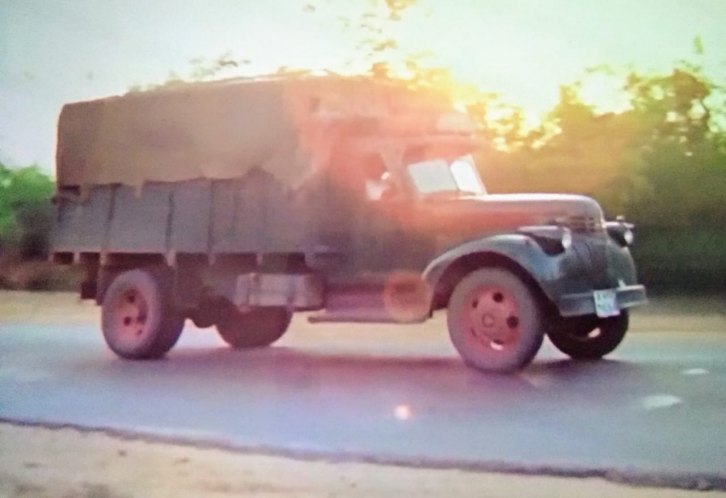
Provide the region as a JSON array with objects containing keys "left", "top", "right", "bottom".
[
  {"left": 642, "top": 394, "right": 682, "bottom": 410},
  {"left": 682, "top": 368, "right": 708, "bottom": 376},
  {"left": 394, "top": 404, "right": 412, "bottom": 421}
]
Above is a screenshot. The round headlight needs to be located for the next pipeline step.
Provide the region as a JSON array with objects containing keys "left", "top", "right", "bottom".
[{"left": 623, "top": 227, "right": 634, "bottom": 246}]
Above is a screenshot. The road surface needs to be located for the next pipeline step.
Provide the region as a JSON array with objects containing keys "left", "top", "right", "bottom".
[{"left": 1, "top": 294, "right": 725, "bottom": 489}]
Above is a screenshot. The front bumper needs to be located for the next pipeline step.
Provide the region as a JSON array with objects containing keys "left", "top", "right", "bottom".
[{"left": 557, "top": 284, "right": 647, "bottom": 318}]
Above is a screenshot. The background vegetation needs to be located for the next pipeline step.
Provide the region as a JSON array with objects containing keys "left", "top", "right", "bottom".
[
  {"left": 477, "top": 58, "right": 726, "bottom": 293},
  {"left": 0, "top": 163, "right": 53, "bottom": 259},
  {"left": 0, "top": 163, "right": 80, "bottom": 290}
]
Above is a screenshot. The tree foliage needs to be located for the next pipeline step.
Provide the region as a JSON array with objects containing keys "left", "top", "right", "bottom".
[
  {"left": 0, "top": 163, "right": 54, "bottom": 259},
  {"left": 481, "top": 59, "right": 726, "bottom": 226}
]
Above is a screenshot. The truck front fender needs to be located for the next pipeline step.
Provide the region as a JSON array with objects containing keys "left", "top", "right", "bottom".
[{"left": 422, "top": 234, "right": 561, "bottom": 310}]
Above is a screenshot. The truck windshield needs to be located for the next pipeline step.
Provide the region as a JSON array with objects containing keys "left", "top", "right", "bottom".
[{"left": 407, "top": 155, "right": 486, "bottom": 196}]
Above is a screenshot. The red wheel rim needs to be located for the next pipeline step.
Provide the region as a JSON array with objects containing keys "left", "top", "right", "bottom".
[
  {"left": 110, "top": 289, "right": 149, "bottom": 347},
  {"left": 462, "top": 286, "right": 521, "bottom": 352}
]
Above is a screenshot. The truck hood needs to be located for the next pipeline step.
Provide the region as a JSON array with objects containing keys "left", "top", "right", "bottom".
[{"left": 418, "top": 193, "right": 604, "bottom": 238}]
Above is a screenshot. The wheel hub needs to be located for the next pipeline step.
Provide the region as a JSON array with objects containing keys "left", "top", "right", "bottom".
[
  {"left": 467, "top": 287, "right": 521, "bottom": 349},
  {"left": 481, "top": 314, "right": 495, "bottom": 327},
  {"left": 113, "top": 289, "right": 148, "bottom": 342}
]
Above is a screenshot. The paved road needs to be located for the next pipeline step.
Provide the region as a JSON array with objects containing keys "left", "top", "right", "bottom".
[{"left": 1, "top": 316, "right": 725, "bottom": 488}]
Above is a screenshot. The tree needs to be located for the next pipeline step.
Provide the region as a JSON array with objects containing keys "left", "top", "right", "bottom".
[
  {"left": 0, "top": 163, "right": 54, "bottom": 259},
  {"left": 481, "top": 54, "right": 726, "bottom": 224}
]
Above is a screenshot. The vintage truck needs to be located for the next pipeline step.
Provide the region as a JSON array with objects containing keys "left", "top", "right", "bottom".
[{"left": 51, "top": 75, "right": 647, "bottom": 373}]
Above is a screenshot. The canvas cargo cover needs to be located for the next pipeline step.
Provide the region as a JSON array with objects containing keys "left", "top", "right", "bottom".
[{"left": 56, "top": 76, "right": 455, "bottom": 189}]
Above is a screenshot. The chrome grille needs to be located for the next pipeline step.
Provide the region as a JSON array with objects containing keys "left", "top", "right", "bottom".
[
  {"left": 567, "top": 216, "right": 603, "bottom": 233},
  {"left": 572, "top": 237, "right": 610, "bottom": 287}
]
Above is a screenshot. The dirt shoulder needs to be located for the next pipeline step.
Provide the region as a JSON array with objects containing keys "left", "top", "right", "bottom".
[{"left": 1, "top": 423, "right": 722, "bottom": 498}]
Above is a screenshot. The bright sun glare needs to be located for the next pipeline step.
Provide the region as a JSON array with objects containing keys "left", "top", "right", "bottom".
[{"left": 220, "top": 0, "right": 683, "bottom": 120}]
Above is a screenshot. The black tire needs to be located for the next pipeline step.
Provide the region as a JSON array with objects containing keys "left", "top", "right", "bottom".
[
  {"left": 547, "top": 311, "right": 629, "bottom": 360},
  {"left": 216, "top": 305, "right": 292, "bottom": 349},
  {"left": 447, "top": 268, "right": 545, "bottom": 373},
  {"left": 101, "top": 268, "right": 184, "bottom": 359},
  {"left": 187, "top": 300, "right": 221, "bottom": 329}
]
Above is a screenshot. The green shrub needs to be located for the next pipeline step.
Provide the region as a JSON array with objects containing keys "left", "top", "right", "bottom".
[
  {"left": 0, "top": 163, "right": 54, "bottom": 260},
  {"left": 632, "top": 228, "right": 726, "bottom": 293}
]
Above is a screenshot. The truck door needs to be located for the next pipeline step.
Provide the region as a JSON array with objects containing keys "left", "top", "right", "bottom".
[{"left": 322, "top": 153, "right": 433, "bottom": 322}]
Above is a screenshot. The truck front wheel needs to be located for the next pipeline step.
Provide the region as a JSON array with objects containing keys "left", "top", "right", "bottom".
[
  {"left": 216, "top": 305, "right": 292, "bottom": 349},
  {"left": 547, "top": 312, "right": 628, "bottom": 360},
  {"left": 447, "top": 268, "right": 545, "bottom": 373},
  {"left": 101, "top": 268, "right": 185, "bottom": 359}
]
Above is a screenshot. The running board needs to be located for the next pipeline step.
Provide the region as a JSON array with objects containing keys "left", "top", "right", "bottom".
[
  {"left": 312, "top": 282, "right": 431, "bottom": 324},
  {"left": 308, "top": 312, "right": 426, "bottom": 324}
]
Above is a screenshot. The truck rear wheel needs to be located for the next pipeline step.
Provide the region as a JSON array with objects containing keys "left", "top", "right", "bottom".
[
  {"left": 547, "top": 312, "right": 629, "bottom": 360},
  {"left": 447, "top": 268, "right": 544, "bottom": 373},
  {"left": 101, "top": 268, "right": 184, "bottom": 359},
  {"left": 216, "top": 305, "right": 292, "bottom": 349}
]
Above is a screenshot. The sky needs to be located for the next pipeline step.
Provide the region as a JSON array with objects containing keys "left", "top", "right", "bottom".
[{"left": 1, "top": 0, "right": 726, "bottom": 174}]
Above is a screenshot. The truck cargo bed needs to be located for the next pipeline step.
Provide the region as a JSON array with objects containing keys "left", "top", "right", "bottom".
[{"left": 52, "top": 173, "right": 319, "bottom": 260}]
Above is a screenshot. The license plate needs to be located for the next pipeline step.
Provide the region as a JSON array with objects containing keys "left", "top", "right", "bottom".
[{"left": 593, "top": 290, "right": 620, "bottom": 318}]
